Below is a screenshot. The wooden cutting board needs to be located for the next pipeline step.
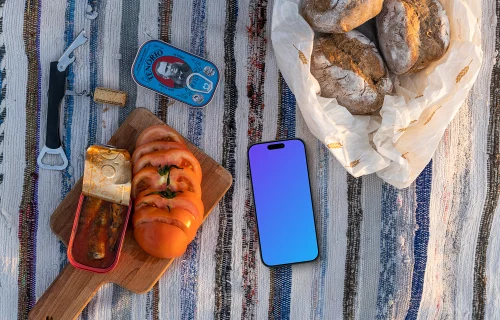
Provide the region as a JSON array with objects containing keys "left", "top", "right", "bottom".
[{"left": 29, "top": 108, "right": 232, "bottom": 320}]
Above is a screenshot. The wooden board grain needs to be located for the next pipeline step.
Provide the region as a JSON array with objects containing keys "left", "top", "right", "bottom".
[{"left": 29, "top": 108, "right": 232, "bottom": 320}]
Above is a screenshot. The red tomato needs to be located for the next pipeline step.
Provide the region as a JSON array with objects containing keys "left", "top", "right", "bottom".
[
  {"left": 133, "top": 149, "right": 202, "bottom": 183},
  {"left": 136, "top": 125, "right": 184, "bottom": 147},
  {"left": 131, "top": 166, "right": 202, "bottom": 199},
  {"left": 133, "top": 207, "right": 198, "bottom": 241},
  {"left": 135, "top": 188, "right": 204, "bottom": 223},
  {"left": 134, "top": 221, "right": 188, "bottom": 259},
  {"left": 132, "top": 141, "right": 187, "bottom": 164}
]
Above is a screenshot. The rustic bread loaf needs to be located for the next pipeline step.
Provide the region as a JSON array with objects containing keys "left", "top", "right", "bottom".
[
  {"left": 376, "top": 0, "right": 450, "bottom": 75},
  {"left": 302, "top": 0, "right": 384, "bottom": 34},
  {"left": 310, "top": 31, "right": 393, "bottom": 115}
]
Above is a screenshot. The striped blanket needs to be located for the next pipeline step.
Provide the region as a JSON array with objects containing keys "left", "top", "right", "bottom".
[{"left": 0, "top": 0, "right": 498, "bottom": 319}]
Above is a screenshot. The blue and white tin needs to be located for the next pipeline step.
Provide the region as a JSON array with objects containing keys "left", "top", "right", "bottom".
[{"left": 132, "top": 40, "right": 219, "bottom": 108}]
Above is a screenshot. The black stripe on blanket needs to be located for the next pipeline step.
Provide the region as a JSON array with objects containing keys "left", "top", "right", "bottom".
[
  {"left": 214, "top": 0, "right": 239, "bottom": 319},
  {"left": 343, "top": 175, "right": 363, "bottom": 320},
  {"left": 118, "top": 0, "right": 140, "bottom": 125},
  {"left": 156, "top": 0, "right": 173, "bottom": 123},
  {"left": 242, "top": 0, "right": 269, "bottom": 317},
  {"left": 150, "top": 1, "right": 173, "bottom": 317},
  {"left": 111, "top": 0, "right": 141, "bottom": 317}
]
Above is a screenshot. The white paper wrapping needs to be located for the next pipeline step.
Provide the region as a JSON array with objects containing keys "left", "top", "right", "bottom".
[{"left": 271, "top": 0, "right": 483, "bottom": 188}]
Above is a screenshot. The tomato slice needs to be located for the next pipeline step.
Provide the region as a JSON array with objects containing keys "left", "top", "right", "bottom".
[
  {"left": 134, "top": 221, "right": 187, "bottom": 258},
  {"left": 133, "top": 149, "right": 202, "bottom": 183},
  {"left": 135, "top": 188, "right": 204, "bottom": 222},
  {"left": 132, "top": 141, "right": 187, "bottom": 164},
  {"left": 131, "top": 166, "right": 202, "bottom": 199},
  {"left": 133, "top": 207, "right": 198, "bottom": 241},
  {"left": 136, "top": 125, "right": 184, "bottom": 147}
]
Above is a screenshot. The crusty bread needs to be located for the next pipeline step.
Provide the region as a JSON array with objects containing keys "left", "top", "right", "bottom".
[
  {"left": 377, "top": 0, "right": 450, "bottom": 75},
  {"left": 310, "top": 31, "right": 393, "bottom": 115},
  {"left": 302, "top": 0, "right": 384, "bottom": 34}
]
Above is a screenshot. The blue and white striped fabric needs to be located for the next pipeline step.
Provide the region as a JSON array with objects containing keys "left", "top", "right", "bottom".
[{"left": 0, "top": 0, "right": 499, "bottom": 319}]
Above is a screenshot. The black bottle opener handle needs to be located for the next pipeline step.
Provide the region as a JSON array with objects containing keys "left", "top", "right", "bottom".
[
  {"left": 37, "top": 62, "right": 69, "bottom": 170},
  {"left": 38, "top": 30, "right": 87, "bottom": 171},
  {"left": 46, "top": 61, "right": 67, "bottom": 149}
]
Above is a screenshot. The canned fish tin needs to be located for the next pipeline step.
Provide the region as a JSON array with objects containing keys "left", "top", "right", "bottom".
[
  {"left": 68, "top": 145, "right": 132, "bottom": 273},
  {"left": 132, "top": 40, "right": 220, "bottom": 108}
]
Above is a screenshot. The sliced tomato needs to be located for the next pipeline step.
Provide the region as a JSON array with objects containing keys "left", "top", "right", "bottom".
[
  {"left": 135, "top": 188, "right": 204, "bottom": 222},
  {"left": 136, "top": 125, "right": 184, "bottom": 147},
  {"left": 133, "top": 207, "right": 198, "bottom": 241},
  {"left": 133, "top": 149, "right": 202, "bottom": 183},
  {"left": 134, "top": 221, "right": 187, "bottom": 258},
  {"left": 132, "top": 141, "right": 187, "bottom": 164},
  {"left": 132, "top": 167, "right": 202, "bottom": 199}
]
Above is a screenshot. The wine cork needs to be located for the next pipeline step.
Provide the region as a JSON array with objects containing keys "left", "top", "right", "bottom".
[{"left": 93, "top": 87, "right": 127, "bottom": 107}]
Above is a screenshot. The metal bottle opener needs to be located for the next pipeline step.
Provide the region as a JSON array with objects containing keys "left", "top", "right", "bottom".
[{"left": 37, "top": 30, "right": 88, "bottom": 170}]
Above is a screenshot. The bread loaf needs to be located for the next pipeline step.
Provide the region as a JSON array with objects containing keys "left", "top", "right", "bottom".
[
  {"left": 302, "top": 0, "right": 384, "bottom": 34},
  {"left": 376, "top": 0, "right": 450, "bottom": 75},
  {"left": 310, "top": 31, "right": 393, "bottom": 115}
]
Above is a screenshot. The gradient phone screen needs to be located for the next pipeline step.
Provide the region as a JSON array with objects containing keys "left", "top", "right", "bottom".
[{"left": 248, "top": 139, "right": 318, "bottom": 266}]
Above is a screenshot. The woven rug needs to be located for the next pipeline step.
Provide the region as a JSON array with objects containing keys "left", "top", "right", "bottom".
[{"left": 0, "top": 0, "right": 498, "bottom": 319}]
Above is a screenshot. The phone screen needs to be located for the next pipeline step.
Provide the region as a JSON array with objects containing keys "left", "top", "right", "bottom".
[{"left": 248, "top": 139, "right": 318, "bottom": 266}]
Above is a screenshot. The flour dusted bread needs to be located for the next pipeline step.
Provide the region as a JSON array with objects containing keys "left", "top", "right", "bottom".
[
  {"left": 377, "top": 0, "right": 450, "bottom": 75},
  {"left": 302, "top": 0, "right": 384, "bottom": 34},
  {"left": 310, "top": 31, "right": 393, "bottom": 115}
]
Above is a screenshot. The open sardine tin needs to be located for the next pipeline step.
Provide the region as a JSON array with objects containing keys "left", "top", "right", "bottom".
[
  {"left": 68, "top": 145, "right": 132, "bottom": 273},
  {"left": 132, "top": 40, "right": 220, "bottom": 108}
]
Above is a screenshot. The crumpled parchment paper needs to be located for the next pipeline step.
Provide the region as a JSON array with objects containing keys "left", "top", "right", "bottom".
[{"left": 271, "top": 0, "right": 483, "bottom": 188}]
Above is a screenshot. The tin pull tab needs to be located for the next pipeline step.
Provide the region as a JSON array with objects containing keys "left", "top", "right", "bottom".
[{"left": 186, "top": 73, "right": 213, "bottom": 94}]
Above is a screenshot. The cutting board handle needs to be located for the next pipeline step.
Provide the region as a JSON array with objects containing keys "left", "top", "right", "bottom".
[{"left": 28, "top": 264, "right": 105, "bottom": 320}]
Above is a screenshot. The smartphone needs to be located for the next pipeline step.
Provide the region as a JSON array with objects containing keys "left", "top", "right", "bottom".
[{"left": 248, "top": 139, "right": 319, "bottom": 267}]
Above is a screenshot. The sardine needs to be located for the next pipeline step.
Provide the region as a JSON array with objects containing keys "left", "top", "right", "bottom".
[
  {"left": 108, "top": 203, "right": 124, "bottom": 251},
  {"left": 78, "top": 197, "right": 103, "bottom": 235},
  {"left": 88, "top": 204, "right": 109, "bottom": 260}
]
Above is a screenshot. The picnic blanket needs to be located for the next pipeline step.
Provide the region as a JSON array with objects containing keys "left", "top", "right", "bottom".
[{"left": 0, "top": 0, "right": 499, "bottom": 319}]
